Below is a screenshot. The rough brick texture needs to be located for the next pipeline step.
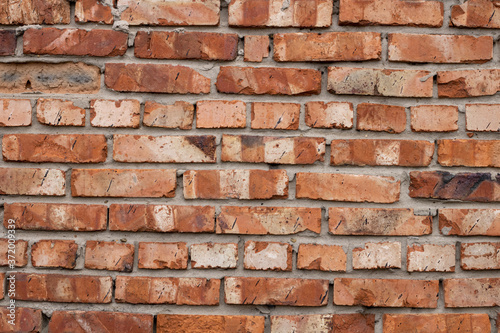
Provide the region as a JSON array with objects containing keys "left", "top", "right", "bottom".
[
  {"left": 157, "top": 314, "right": 265, "bottom": 333},
  {"left": 271, "top": 314, "right": 375, "bottom": 333},
  {"left": 138, "top": 242, "right": 188, "bottom": 270},
  {"left": 383, "top": 314, "right": 491, "bottom": 333},
  {"left": 356, "top": 103, "right": 406, "bottom": 133},
  {"left": 31, "top": 240, "right": 78, "bottom": 269},
  {"left": 37, "top": 98, "right": 85, "bottom": 126},
  {"left": 411, "top": 105, "right": 459, "bottom": 132}
]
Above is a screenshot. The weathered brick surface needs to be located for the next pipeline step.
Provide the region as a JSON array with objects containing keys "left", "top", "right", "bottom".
[
  {"left": 329, "top": 208, "right": 432, "bottom": 236},
  {"left": 0, "top": 168, "right": 66, "bottom": 196},
  {"left": 138, "top": 242, "right": 188, "bottom": 269},
  {"left": 90, "top": 99, "right": 140, "bottom": 128},
  {"left": 225, "top": 277, "right": 329, "bottom": 306},
  {"left": 297, "top": 244, "right": 346, "bottom": 272},
  {"left": 135, "top": 31, "right": 238, "bottom": 60},
  {"left": 49, "top": 311, "right": 154, "bottom": 333},
  {"left": 271, "top": 314, "right": 375, "bottom": 333},
  {"left": 184, "top": 169, "right": 288, "bottom": 200},
  {"left": 466, "top": 104, "right": 500, "bottom": 132},
  {"left": 328, "top": 67, "right": 433, "bottom": 97},
  {"left": 191, "top": 243, "right": 238, "bottom": 269},
  {"left": 4, "top": 203, "right": 107, "bottom": 231},
  {"left": 438, "top": 139, "right": 500, "bottom": 167},
  {"left": 334, "top": 278, "right": 439, "bottom": 308},
  {"left": 105, "top": 63, "right": 211, "bottom": 94},
  {"left": 444, "top": 278, "right": 500, "bottom": 307},
  {"left": 410, "top": 105, "right": 459, "bottom": 132},
  {"left": 251, "top": 102, "right": 300, "bottom": 130},
  {"left": 0, "top": 0, "right": 70, "bottom": 25},
  {"left": 356, "top": 103, "right": 406, "bottom": 133},
  {"left": 439, "top": 209, "right": 500, "bottom": 236},
  {"left": 3, "top": 134, "right": 107, "bottom": 163},
  {"left": 217, "top": 66, "right": 321, "bottom": 95},
  {"left": 437, "top": 69, "right": 500, "bottom": 98},
  {"left": 330, "top": 139, "right": 434, "bottom": 166},
  {"left": 244, "top": 35, "right": 269, "bottom": 62},
  {"left": 36, "top": 98, "right": 85, "bottom": 126},
  {"left": 451, "top": 0, "right": 500, "bottom": 28},
  {"left": 0, "top": 99, "right": 31, "bottom": 127},
  {"left": 157, "top": 314, "right": 265, "bottom": 333},
  {"left": 24, "top": 28, "right": 128, "bottom": 57},
  {"left": 244, "top": 241, "right": 292, "bottom": 271},
  {"left": 305, "top": 102, "right": 353, "bottom": 129},
  {"left": 75, "top": 0, "right": 113, "bottom": 24},
  {"left": 85, "top": 241, "right": 134, "bottom": 272},
  {"left": 407, "top": 244, "right": 456, "bottom": 272},
  {"left": 383, "top": 314, "right": 491, "bottom": 333},
  {"left": 0, "top": 307, "right": 42, "bottom": 333},
  {"left": 143, "top": 101, "right": 194, "bottom": 129},
  {"left": 0, "top": 31, "right": 16, "bottom": 56},
  {"left": 31, "top": 240, "right": 78, "bottom": 269},
  {"left": 115, "top": 276, "right": 220, "bottom": 305},
  {"left": 217, "top": 206, "right": 321, "bottom": 235},
  {"left": 274, "top": 32, "right": 381, "bottom": 62},
  {"left": 296, "top": 173, "right": 400, "bottom": 203},
  {"left": 71, "top": 169, "right": 176, "bottom": 198},
  {"left": 0, "top": 239, "right": 28, "bottom": 267},
  {"left": 196, "top": 100, "right": 246, "bottom": 128},
  {"left": 109, "top": 204, "right": 215, "bottom": 233},
  {"left": 229, "top": 0, "right": 333, "bottom": 27},
  {"left": 461, "top": 242, "right": 500, "bottom": 270},
  {"left": 0, "top": 273, "right": 3, "bottom": 299},
  {"left": 352, "top": 242, "right": 401, "bottom": 270}
]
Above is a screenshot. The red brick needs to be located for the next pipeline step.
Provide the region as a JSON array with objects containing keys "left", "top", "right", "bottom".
[
  {"left": 157, "top": 314, "right": 265, "bottom": 333},
  {"left": 0, "top": 31, "right": 16, "bottom": 56},
  {"left": 217, "top": 206, "right": 321, "bottom": 235},
  {"left": 0, "top": 0, "right": 70, "bottom": 25},
  {"left": 339, "top": 0, "right": 443, "bottom": 27},
  {"left": 411, "top": 105, "right": 458, "bottom": 132},
  {"left": 451, "top": 0, "right": 500, "bottom": 28},
  {"left": 389, "top": 34, "right": 492, "bottom": 63},
  {"left": 113, "top": 135, "right": 216, "bottom": 163},
  {"left": 3, "top": 134, "right": 107, "bottom": 163},
  {"left": 191, "top": 243, "right": 238, "bottom": 269},
  {"left": 0, "top": 273, "right": 3, "bottom": 299},
  {"left": 244, "top": 35, "right": 269, "bottom": 62},
  {"left": 118, "top": 0, "right": 220, "bottom": 26},
  {"left": 353, "top": 242, "right": 401, "bottom": 270},
  {"left": 13, "top": 273, "right": 112, "bottom": 303},
  {"left": 71, "top": 169, "right": 176, "bottom": 198},
  {"left": 184, "top": 169, "right": 288, "bottom": 200},
  {"left": 0, "top": 62, "right": 100, "bottom": 94},
  {"left": 225, "top": 277, "right": 329, "bottom": 306},
  {"left": 229, "top": 0, "right": 333, "bottom": 27},
  {"left": 331, "top": 139, "right": 434, "bottom": 166},
  {"left": 138, "top": 242, "right": 188, "bottom": 270},
  {"left": 305, "top": 102, "right": 353, "bottom": 129},
  {"left": 4, "top": 203, "right": 107, "bottom": 231},
  {"left": 0, "top": 99, "right": 31, "bottom": 127},
  {"left": 36, "top": 98, "right": 85, "bottom": 126},
  {"left": 90, "top": 99, "right": 140, "bottom": 128},
  {"left": 329, "top": 207, "right": 432, "bottom": 236},
  {"left": 409, "top": 171, "right": 500, "bottom": 202},
  {"left": 296, "top": 173, "right": 400, "bottom": 203},
  {"left": 383, "top": 314, "right": 491, "bottom": 333},
  {"left": 466, "top": 104, "right": 500, "bottom": 132},
  {"left": 105, "top": 63, "right": 210, "bottom": 94},
  {"left": 85, "top": 241, "right": 134, "bottom": 272},
  {"left": 31, "top": 240, "right": 78, "bottom": 269},
  {"left": 438, "top": 139, "right": 500, "bottom": 167},
  {"left": 75, "top": 0, "right": 113, "bottom": 24},
  {"left": 440, "top": 209, "right": 500, "bottom": 236},
  {"left": 328, "top": 67, "right": 433, "bottom": 97},
  {"left": 0, "top": 168, "right": 65, "bottom": 196},
  {"left": 0, "top": 239, "right": 28, "bottom": 267},
  {"left": 244, "top": 241, "right": 292, "bottom": 271},
  {"left": 437, "top": 69, "right": 500, "bottom": 98},
  {"left": 461, "top": 242, "right": 500, "bottom": 270},
  {"left": 24, "top": 28, "right": 127, "bottom": 57},
  {"left": 297, "top": 244, "right": 346, "bottom": 272},
  {"left": 271, "top": 314, "right": 375, "bottom": 333},
  {"left": 334, "top": 278, "right": 439, "bottom": 308},
  {"left": 251, "top": 102, "right": 300, "bottom": 130},
  {"left": 49, "top": 311, "right": 153, "bottom": 333},
  {"left": 0, "top": 307, "right": 42, "bottom": 333},
  {"left": 143, "top": 101, "right": 194, "bottom": 129},
  {"left": 356, "top": 103, "right": 406, "bottom": 133},
  {"left": 407, "top": 244, "right": 456, "bottom": 272},
  {"left": 135, "top": 31, "right": 237, "bottom": 61},
  {"left": 109, "top": 204, "right": 215, "bottom": 233},
  {"left": 274, "top": 32, "right": 381, "bottom": 62},
  {"left": 217, "top": 66, "right": 321, "bottom": 95},
  {"left": 115, "top": 276, "right": 220, "bottom": 305},
  {"left": 196, "top": 100, "right": 246, "bottom": 128},
  {"left": 444, "top": 278, "right": 500, "bottom": 307},
  {"left": 222, "top": 135, "right": 325, "bottom": 164}
]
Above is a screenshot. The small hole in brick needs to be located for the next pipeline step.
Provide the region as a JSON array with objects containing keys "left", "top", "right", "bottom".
[{"left": 25, "top": 80, "right": 31, "bottom": 89}]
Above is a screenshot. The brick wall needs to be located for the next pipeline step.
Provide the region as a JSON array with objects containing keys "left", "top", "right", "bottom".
[{"left": 0, "top": 0, "right": 499, "bottom": 332}]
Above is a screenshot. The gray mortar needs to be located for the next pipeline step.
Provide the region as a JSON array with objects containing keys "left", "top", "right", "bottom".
[{"left": 0, "top": 0, "right": 499, "bottom": 332}]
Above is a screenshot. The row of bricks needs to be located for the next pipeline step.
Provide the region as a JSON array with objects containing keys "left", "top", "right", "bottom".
[
  {"left": 1, "top": 28, "right": 498, "bottom": 65},
  {"left": 3, "top": 98, "right": 499, "bottom": 132},
  {"left": 0, "top": 0, "right": 497, "bottom": 29},
  {"left": 3, "top": 238, "right": 499, "bottom": 272},
  {"left": 1, "top": 273, "right": 499, "bottom": 307},
  {"left": 2, "top": 134, "right": 500, "bottom": 167},
  {"left": 4, "top": 203, "right": 499, "bottom": 236},
  {"left": 1, "top": 62, "right": 500, "bottom": 98},
  {"left": 1, "top": 309, "right": 497, "bottom": 333},
  {"left": 1, "top": 168, "right": 499, "bottom": 203}
]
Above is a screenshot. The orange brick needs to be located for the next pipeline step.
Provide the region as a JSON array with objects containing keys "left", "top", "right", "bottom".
[
  {"left": 49, "top": 311, "right": 153, "bottom": 333},
  {"left": 36, "top": 98, "right": 85, "bottom": 126},
  {"left": 271, "top": 314, "right": 375, "bottom": 333},
  {"left": 31, "top": 240, "right": 78, "bottom": 269},
  {"left": 466, "top": 104, "right": 500, "bottom": 132},
  {"left": 438, "top": 139, "right": 500, "bottom": 167},
  {"left": 353, "top": 242, "right": 401, "bottom": 270},
  {"left": 410, "top": 105, "right": 458, "bottom": 132},
  {"left": 157, "top": 314, "right": 265, "bottom": 333},
  {"left": 143, "top": 101, "right": 194, "bottom": 129},
  {"left": 90, "top": 99, "right": 140, "bottom": 128},
  {"left": 305, "top": 102, "right": 353, "bottom": 129},
  {"left": 75, "top": 0, "right": 113, "bottom": 24},
  {"left": 0, "top": 0, "right": 70, "bottom": 24},
  {"left": 196, "top": 100, "right": 246, "bottom": 128},
  {"left": 244, "top": 35, "right": 269, "bottom": 62},
  {"left": 85, "top": 241, "right": 134, "bottom": 272},
  {"left": 138, "top": 242, "right": 188, "bottom": 270},
  {"left": 407, "top": 244, "right": 456, "bottom": 272},
  {"left": 437, "top": 69, "right": 500, "bottom": 98},
  {"left": 356, "top": 103, "right": 406, "bottom": 133},
  {"left": 0, "top": 307, "right": 42, "bottom": 333},
  {"left": 297, "top": 244, "right": 346, "bottom": 272},
  {"left": 461, "top": 242, "right": 500, "bottom": 270},
  {"left": 191, "top": 243, "right": 238, "bottom": 269},
  {"left": 0, "top": 168, "right": 65, "bottom": 196},
  {"left": 251, "top": 102, "right": 300, "bottom": 130},
  {"left": 0, "top": 99, "right": 32, "bottom": 127},
  {"left": 244, "top": 241, "right": 292, "bottom": 271},
  {"left": 444, "top": 278, "right": 500, "bottom": 307},
  {"left": 451, "top": 0, "right": 500, "bottom": 28},
  {"left": 439, "top": 209, "right": 500, "bottom": 236},
  {"left": 383, "top": 314, "right": 491, "bottom": 333},
  {"left": 0, "top": 239, "right": 28, "bottom": 267}
]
